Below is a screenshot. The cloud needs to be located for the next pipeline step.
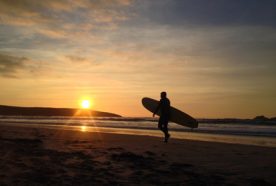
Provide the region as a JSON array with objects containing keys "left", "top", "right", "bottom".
[
  {"left": 0, "top": 0, "right": 134, "bottom": 37},
  {"left": 133, "top": 0, "right": 276, "bottom": 27},
  {"left": 65, "top": 55, "right": 99, "bottom": 66},
  {"left": 0, "top": 0, "right": 52, "bottom": 26},
  {"left": 0, "top": 53, "right": 27, "bottom": 78},
  {"left": 66, "top": 55, "right": 86, "bottom": 63},
  {"left": 0, "top": 53, "right": 50, "bottom": 78}
]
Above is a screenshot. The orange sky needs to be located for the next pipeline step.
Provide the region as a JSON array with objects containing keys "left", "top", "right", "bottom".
[{"left": 0, "top": 0, "right": 276, "bottom": 118}]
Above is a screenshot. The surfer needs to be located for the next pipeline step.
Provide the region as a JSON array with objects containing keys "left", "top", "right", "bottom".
[{"left": 153, "top": 91, "right": 171, "bottom": 143}]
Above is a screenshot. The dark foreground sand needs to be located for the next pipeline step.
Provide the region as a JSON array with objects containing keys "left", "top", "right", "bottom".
[{"left": 0, "top": 125, "right": 276, "bottom": 186}]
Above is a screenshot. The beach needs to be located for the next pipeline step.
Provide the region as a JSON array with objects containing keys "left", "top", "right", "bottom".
[{"left": 1, "top": 125, "right": 276, "bottom": 186}]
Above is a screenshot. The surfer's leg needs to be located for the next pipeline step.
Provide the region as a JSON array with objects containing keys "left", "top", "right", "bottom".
[
  {"left": 160, "top": 116, "right": 170, "bottom": 142},
  {"left": 158, "top": 119, "right": 163, "bottom": 131},
  {"left": 163, "top": 123, "right": 168, "bottom": 135},
  {"left": 159, "top": 117, "right": 166, "bottom": 130},
  {"left": 161, "top": 124, "right": 167, "bottom": 135},
  {"left": 162, "top": 124, "right": 168, "bottom": 142},
  {"left": 164, "top": 121, "right": 170, "bottom": 143},
  {"left": 159, "top": 117, "right": 165, "bottom": 132}
]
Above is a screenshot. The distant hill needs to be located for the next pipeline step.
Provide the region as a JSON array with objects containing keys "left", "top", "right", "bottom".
[
  {"left": 197, "top": 116, "right": 276, "bottom": 125},
  {"left": 0, "top": 105, "right": 121, "bottom": 117},
  {"left": 253, "top": 115, "right": 269, "bottom": 121}
]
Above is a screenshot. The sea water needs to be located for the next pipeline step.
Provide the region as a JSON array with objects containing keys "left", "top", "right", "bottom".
[{"left": 1, "top": 116, "right": 276, "bottom": 147}]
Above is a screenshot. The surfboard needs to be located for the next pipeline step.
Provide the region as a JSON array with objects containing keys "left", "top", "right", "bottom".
[{"left": 142, "top": 97, "right": 198, "bottom": 128}]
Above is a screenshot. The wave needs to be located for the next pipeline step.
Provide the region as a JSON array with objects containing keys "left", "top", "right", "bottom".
[{"left": 1, "top": 116, "right": 276, "bottom": 138}]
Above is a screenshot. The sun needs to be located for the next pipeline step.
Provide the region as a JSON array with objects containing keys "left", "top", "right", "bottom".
[{"left": 81, "top": 100, "right": 91, "bottom": 109}]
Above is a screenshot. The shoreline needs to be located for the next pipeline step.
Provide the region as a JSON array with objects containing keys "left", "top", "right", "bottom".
[{"left": 1, "top": 122, "right": 276, "bottom": 148}]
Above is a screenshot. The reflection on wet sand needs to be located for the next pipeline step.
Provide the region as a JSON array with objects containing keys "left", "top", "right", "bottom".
[{"left": 1, "top": 122, "right": 276, "bottom": 147}]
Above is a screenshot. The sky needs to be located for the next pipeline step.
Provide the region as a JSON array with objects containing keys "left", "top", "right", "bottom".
[{"left": 0, "top": 0, "right": 276, "bottom": 118}]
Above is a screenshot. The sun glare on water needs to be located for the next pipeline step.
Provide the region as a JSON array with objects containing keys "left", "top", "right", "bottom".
[{"left": 81, "top": 100, "right": 91, "bottom": 109}]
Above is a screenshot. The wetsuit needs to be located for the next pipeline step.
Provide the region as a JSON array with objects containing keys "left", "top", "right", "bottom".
[{"left": 157, "top": 97, "right": 171, "bottom": 136}]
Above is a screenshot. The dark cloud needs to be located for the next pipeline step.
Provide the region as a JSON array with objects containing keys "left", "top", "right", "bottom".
[
  {"left": 66, "top": 55, "right": 86, "bottom": 63},
  {"left": 0, "top": 54, "right": 27, "bottom": 78},
  {"left": 135, "top": 0, "right": 276, "bottom": 27},
  {"left": 65, "top": 55, "right": 102, "bottom": 67},
  {"left": 0, "top": 0, "right": 133, "bottom": 27}
]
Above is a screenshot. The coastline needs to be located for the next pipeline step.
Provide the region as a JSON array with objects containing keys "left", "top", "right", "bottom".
[
  {"left": 1, "top": 124, "right": 276, "bottom": 185},
  {"left": 1, "top": 122, "right": 276, "bottom": 148},
  {"left": 0, "top": 105, "right": 121, "bottom": 117}
]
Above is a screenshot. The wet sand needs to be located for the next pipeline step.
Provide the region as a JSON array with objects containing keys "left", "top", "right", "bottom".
[{"left": 1, "top": 125, "right": 276, "bottom": 186}]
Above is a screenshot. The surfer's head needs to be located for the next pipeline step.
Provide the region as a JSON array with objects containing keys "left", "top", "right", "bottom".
[{"left": 161, "top": 91, "right": 167, "bottom": 98}]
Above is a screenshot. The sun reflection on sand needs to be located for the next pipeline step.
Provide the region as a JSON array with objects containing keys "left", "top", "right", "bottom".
[
  {"left": 81, "top": 125, "right": 87, "bottom": 132},
  {"left": 63, "top": 108, "right": 105, "bottom": 145}
]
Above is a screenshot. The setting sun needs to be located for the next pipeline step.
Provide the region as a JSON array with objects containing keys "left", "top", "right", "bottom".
[{"left": 81, "top": 100, "right": 91, "bottom": 109}]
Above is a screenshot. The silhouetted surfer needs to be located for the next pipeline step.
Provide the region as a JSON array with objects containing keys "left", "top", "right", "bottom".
[{"left": 153, "top": 92, "right": 171, "bottom": 143}]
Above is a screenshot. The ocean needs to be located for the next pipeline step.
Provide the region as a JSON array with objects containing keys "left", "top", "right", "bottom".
[{"left": 1, "top": 116, "right": 276, "bottom": 147}]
